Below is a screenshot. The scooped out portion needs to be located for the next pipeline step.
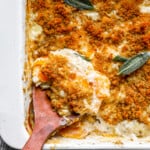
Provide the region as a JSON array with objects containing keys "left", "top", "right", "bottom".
[{"left": 32, "top": 49, "right": 110, "bottom": 116}]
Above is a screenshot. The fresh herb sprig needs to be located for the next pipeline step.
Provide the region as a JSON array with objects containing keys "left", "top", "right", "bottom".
[
  {"left": 64, "top": 0, "right": 94, "bottom": 10},
  {"left": 113, "top": 55, "right": 128, "bottom": 62},
  {"left": 74, "top": 53, "right": 91, "bottom": 61},
  {"left": 113, "top": 52, "right": 150, "bottom": 76}
]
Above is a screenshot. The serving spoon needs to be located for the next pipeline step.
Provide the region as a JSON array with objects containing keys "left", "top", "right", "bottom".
[{"left": 23, "top": 87, "right": 79, "bottom": 150}]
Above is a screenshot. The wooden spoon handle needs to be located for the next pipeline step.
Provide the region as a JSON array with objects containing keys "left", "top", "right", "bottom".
[{"left": 23, "top": 124, "right": 56, "bottom": 150}]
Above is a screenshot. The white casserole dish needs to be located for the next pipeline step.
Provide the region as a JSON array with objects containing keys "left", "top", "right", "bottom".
[{"left": 0, "top": 0, "right": 150, "bottom": 149}]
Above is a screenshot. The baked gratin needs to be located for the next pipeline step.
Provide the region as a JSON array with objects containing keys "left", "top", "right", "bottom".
[{"left": 24, "top": 0, "right": 150, "bottom": 142}]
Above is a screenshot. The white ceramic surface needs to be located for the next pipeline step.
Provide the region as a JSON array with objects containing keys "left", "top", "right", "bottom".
[
  {"left": 0, "top": 0, "right": 28, "bottom": 149},
  {"left": 0, "top": 0, "right": 150, "bottom": 149}
]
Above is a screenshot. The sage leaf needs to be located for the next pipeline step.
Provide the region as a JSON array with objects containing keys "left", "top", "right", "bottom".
[
  {"left": 74, "top": 53, "right": 91, "bottom": 61},
  {"left": 64, "top": 0, "right": 94, "bottom": 10},
  {"left": 113, "top": 55, "right": 128, "bottom": 62},
  {"left": 118, "top": 52, "right": 150, "bottom": 75}
]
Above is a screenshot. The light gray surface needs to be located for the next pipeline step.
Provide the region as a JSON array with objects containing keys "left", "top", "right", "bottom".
[{"left": 0, "top": 137, "right": 18, "bottom": 150}]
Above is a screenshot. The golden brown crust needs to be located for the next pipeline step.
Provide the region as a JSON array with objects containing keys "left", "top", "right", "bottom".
[
  {"left": 26, "top": 0, "right": 150, "bottom": 127},
  {"left": 40, "top": 54, "right": 93, "bottom": 115}
]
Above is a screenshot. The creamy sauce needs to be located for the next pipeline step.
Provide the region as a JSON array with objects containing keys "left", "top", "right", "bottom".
[
  {"left": 84, "top": 11, "right": 100, "bottom": 21},
  {"left": 32, "top": 49, "right": 110, "bottom": 115},
  {"left": 29, "top": 23, "right": 43, "bottom": 40}
]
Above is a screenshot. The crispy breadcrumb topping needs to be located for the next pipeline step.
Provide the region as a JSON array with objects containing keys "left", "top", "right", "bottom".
[
  {"left": 40, "top": 54, "right": 93, "bottom": 116},
  {"left": 26, "top": 0, "right": 150, "bottom": 133}
]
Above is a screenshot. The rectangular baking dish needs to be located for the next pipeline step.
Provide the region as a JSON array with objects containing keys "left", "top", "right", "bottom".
[{"left": 0, "top": 0, "right": 150, "bottom": 149}]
